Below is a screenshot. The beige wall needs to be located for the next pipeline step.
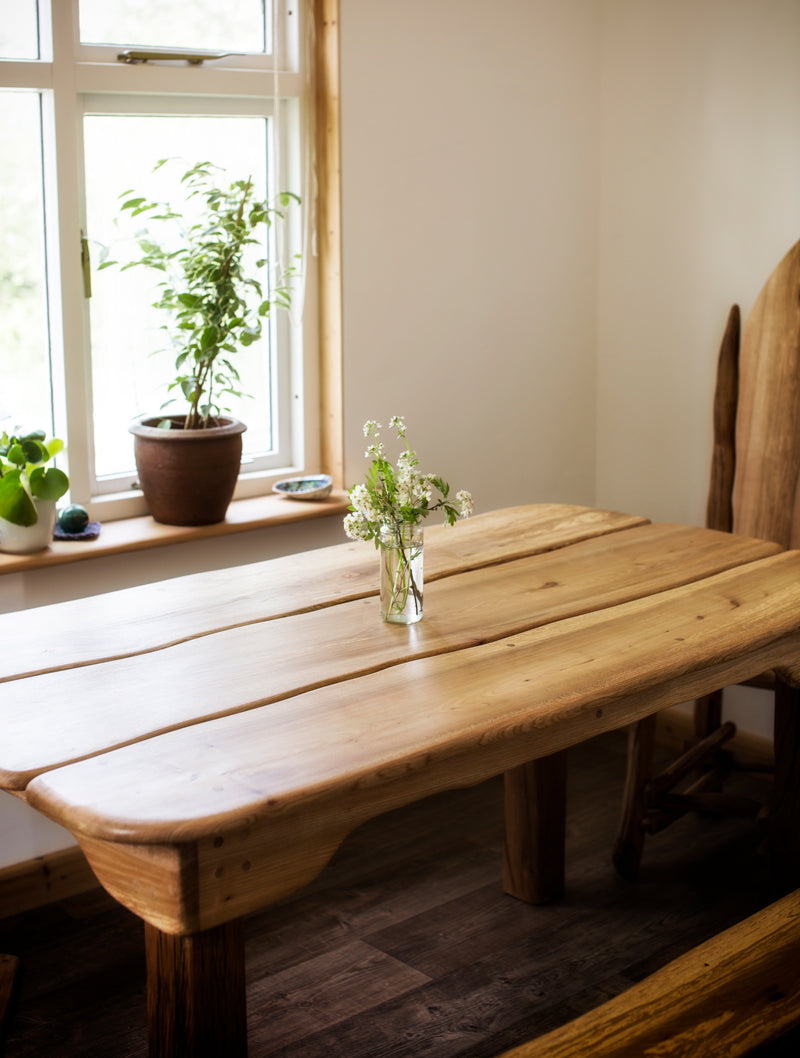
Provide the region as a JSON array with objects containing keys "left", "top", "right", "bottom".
[
  {"left": 597, "top": 0, "right": 800, "bottom": 526},
  {"left": 596, "top": 0, "right": 800, "bottom": 740},
  {"left": 339, "top": 0, "right": 600, "bottom": 514},
  {"left": 3, "top": 0, "right": 799, "bottom": 862}
]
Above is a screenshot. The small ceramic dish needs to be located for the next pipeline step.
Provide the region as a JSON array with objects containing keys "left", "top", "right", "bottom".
[{"left": 273, "top": 474, "right": 333, "bottom": 501}]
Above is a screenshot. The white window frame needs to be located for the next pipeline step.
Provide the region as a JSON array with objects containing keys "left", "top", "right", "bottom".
[{"left": 0, "top": 0, "right": 320, "bottom": 523}]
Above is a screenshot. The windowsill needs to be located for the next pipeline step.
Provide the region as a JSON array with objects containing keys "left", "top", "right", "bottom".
[{"left": 0, "top": 490, "right": 350, "bottom": 575}]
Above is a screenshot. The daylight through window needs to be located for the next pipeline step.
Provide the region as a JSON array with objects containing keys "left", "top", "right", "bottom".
[{"left": 0, "top": 0, "right": 314, "bottom": 522}]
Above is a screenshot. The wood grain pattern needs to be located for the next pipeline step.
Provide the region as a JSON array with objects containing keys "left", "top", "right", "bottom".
[
  {"left": 0, "top": 522, "right": 774, "bottom": 788},
  {"left": 314, "top": 0, "right": 345, "bottom": 487},
  {"left": 1, "top": 734, "right": 792, "bottom": 1058},
  {"left": 503, "top": 753, "right": 566, "bottom": 904},
  {"left": 612, "top": 712, "right": 657, "bottom": 880},
  {"left": 707, "top": 304, "right": 740, "bottom": 533},
  {"left": 0, "top": 504, "right": 645, "bottom": 684},
  {"left": 0, "top": 845, "right": 97, "bottom": 918},
  {"left": 732, "top": 239, "right": 800, "bottom": 547},
  {"left": 6, "top": 503, "right": 800, "bottom": 1055},
  {"left": 145, "top": 919, "right": 246, "bottom": 1058},
  {"left": 22, "top": 549, "right": 800, "bottom": 843},
  {"left": 497, "top": 888, "right": 800, "bottom": 1058},
  {"left": 15, "top": 547, "right": 800, "bottom": 934}
]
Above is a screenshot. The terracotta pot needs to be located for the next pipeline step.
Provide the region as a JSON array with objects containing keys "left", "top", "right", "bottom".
[{"left": 129, "top": 415, "right": 247, "bottom": 526}]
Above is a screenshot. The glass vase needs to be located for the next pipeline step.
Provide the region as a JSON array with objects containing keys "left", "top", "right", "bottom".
[{"left": 379, "top": 523, "right": 424, "bottom": 623}]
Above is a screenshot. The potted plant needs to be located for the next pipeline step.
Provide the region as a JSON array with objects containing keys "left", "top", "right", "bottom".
[
  {"left": 0, "top": 430, "right": 69, "bottom": 554},
  {"left": 104, "top": 160, "right": 299, "bottom": 526}
]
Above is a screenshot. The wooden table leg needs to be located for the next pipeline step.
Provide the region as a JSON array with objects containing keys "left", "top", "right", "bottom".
[
  {"left": 770, "top": 678, "right": 800, "bottom": 894},
  {"left": 145, "top": 919, "right": 247, "bottom": 1058},
  {"left": 503, "top": 751, "right": 567, "bottom": 904}
]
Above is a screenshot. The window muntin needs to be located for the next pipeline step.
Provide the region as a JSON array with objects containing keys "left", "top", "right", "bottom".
[{"left": 0, "top": 2, "right": 310, "bottom": 521}]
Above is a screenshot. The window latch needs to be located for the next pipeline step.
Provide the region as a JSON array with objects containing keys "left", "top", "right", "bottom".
[
  {"left": 81, "top": 233, "right": 91, "bottom": 299},
  {"left": 116, "top": 49, "right": 236, "bottom": 65}
]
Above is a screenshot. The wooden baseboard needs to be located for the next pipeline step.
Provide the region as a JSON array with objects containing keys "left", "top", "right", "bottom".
[
  {"left": 656, "top": 706, "right": 774, "bottom": 770},
  {"left": 0, "top": 846, "right": 98, "bottom": 920}
]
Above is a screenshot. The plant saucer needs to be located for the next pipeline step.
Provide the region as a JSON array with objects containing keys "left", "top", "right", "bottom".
[{"left": 273, "top": 474, "right": 333, "bottom": 501}]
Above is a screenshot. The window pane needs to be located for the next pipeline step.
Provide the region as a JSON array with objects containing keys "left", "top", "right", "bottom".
[
  {"left": 85, "top": 115, "right": 275, "bottom": 480},
  {"left": 79, "top": 0, "right": 267, "bottom": 54},
  {"left": 0, "top": 0, "right": 39, "bottom": 59},
  {"left": 0, "top": 92, "right": 53, "bottom": 437}
]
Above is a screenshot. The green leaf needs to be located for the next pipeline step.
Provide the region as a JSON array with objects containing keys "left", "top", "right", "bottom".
[
  {"left": 0, "top": 471, "right": 37, "bottom": 526},
  {"left": 29, "top": 465, "right": 69, "bottom": 502},
  {"left": 177, "top": 293, "right": 203, "bottom": 308},
  {"left": 199, "top": 325, "right": 219, "bottom": 350},
  {"left": 6, "top": 443, "right": 27, "bottom": 467}
]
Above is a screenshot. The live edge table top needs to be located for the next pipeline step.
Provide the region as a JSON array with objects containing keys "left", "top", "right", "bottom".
[{"left": 3, "top": 503, "right": 800, "bottom": 937}]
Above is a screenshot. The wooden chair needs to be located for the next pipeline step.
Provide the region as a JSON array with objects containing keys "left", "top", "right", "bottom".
[{"left": 613, "top": 238, "right": 800, "bottom": 880}]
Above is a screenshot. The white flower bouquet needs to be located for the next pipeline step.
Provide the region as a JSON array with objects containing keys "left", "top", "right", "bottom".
[{"left": 344, "top": 416, "right": 473, "bottom": 621}]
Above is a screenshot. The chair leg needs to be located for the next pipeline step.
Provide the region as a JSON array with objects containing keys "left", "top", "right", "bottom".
[
  {"left": 0, "top": 953, "right": 20, "bottom": 1040},
  {"left": 694, "top": 688, "right": 723, "bottom": 740},
  {"left": 613, "top": 713, "right": 658, "bottom": 881},
  {"left": 770, "top": 679, "right": 800, "bottom": 893}
]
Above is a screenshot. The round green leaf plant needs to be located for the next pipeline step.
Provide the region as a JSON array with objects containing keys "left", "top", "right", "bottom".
[
  {"left": 102, "top": 159, "right": 300, "bottom": 431},
  {"left": 0, "top": 430, "right": 69, "bottom": 527}
]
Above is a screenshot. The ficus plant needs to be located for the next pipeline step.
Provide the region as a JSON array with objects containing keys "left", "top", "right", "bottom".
[
  {"left": 102, "top": 159, "right": 300, "bottom": 430},
  {"left": 0, "top": 430, "right": 70, "bottom": 526}
]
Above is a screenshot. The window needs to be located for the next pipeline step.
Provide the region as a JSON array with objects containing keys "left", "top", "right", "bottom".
[{"left": 0, "top": 0, "right": 328, "bottom": 523}]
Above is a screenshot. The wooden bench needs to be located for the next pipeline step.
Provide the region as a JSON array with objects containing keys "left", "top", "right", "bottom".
[
  {"left": 497, "top": 889, "right": 800, "bottom": 1058},
  {"left": 3, "top": 505, "right": 800, "bottom": 1056}
]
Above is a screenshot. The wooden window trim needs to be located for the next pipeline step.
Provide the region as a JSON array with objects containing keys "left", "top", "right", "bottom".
[
  {"left": 315, "top": 0, "right": 344, "bottom": 488},
  {"left": 0, "top": 1, "right": 344, "bottom": 579}
]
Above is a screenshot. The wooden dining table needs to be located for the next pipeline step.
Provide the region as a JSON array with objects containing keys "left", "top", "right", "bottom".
[{"left": 2, "top": 503, "right": 800, "bottom": 1057}]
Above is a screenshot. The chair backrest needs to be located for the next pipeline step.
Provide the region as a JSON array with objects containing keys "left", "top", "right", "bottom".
[{"left": 731, "top": 240, "right": 800, "bottom": 548}]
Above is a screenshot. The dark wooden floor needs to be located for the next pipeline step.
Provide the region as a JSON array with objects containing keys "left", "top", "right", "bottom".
[{"left": 1, "top": 730, "right": 798, "bottom": 1057}]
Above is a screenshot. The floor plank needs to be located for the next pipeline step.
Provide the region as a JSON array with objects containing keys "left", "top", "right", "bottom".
[{"left": 1, "top": 731, "right": 795, "bottom": 1057}]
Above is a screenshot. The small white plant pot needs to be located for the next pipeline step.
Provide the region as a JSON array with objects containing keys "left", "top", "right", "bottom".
[{"left": 0, "top": 499, "right": 57, "bottom": 554}]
